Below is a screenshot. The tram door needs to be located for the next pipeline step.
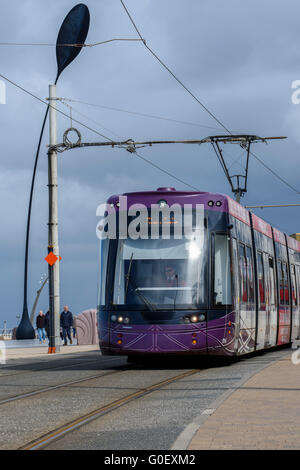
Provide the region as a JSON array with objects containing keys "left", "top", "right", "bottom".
[
  {"left": 256, "top": 251, "right": 267, "bottom": 350},
  {"left": 231, "top": 238, "right": 240, "bottom": 353},
  {"left": 264, "top": 256, "right": 277, "bottom": 347},
  {"left": 237, "top": 243, "right": 256, "bottom": 354},
  {"left": 291, "top": 265, "right": 300, "bottom": 341}
]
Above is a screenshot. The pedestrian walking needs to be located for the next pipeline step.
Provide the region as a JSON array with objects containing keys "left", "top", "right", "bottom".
[
  {"left": 36, "top": 311, "right": 46, "bottom": 343},
  {"left": 60, "top": 306, "right": 73, "bottom": 346}
]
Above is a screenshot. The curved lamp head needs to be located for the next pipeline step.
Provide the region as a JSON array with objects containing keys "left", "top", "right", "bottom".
[{"left": 56, "top": 3, "right": 90, "bottom": 82}]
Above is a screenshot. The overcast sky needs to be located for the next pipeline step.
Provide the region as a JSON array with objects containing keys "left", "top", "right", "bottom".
[{"left": 1, "top": 0, "right": 300, "bottom": 328}]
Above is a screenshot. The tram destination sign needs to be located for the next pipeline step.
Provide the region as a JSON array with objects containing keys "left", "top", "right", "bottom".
[{"left": 96, "top": 196, "right": 205, "bottom": 240}]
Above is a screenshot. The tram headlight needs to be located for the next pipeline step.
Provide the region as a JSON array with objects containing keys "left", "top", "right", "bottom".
[
  {"left": 199, "top": 314, "right": 206, "bottom": 322},
  {"left": 124, "top": 317, "right": 130, "bottom": 324},
  {"left": 216, "top": 200, "right": 222, "bottom": 207},
  {"left": 183, "top": 316, "right": 190, "bottom": 324},
  {"left": 208, "top": 200, "right": 214, "bottom": 207},
  {"left": 111, "top": 315, "right": 117, "bottom": 322},
  {"left": 157, "top": 199, "right": 168, "bottom": 208},
  {"left": 190, "top": 315, "right": 199, "bottom": 323},
  {"left": 117, "top": 316, "right": 124, "bottom": 323}
]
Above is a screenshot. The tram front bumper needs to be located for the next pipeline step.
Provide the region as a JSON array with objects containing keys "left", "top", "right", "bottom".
[{"left": 108, "top": 323, "right": 207, "bottom": 355}]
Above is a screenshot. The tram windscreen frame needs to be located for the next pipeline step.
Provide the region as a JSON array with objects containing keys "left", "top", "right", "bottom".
[{"left": 112, "top": 231, "right": 208, "bottom": 310}]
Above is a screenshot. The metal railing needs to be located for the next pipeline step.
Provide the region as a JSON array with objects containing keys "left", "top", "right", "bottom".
[{"left": 0, "top": 328, "right": 13, "bottom": 339}]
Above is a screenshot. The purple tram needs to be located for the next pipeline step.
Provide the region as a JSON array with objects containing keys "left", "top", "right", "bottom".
[{"left": 97, "top": 188, "right": 300, "bottom": 358}]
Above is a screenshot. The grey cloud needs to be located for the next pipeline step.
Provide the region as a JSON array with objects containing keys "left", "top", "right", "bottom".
[{"left": 1, "top": 0, "right": 300, "bottom": 327}]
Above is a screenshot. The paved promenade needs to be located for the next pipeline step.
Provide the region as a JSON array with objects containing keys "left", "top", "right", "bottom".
[
  {"left": 2, "top": 340, "right": 99, "bottom": 360},
  {"left": 189, "top": 350, "right": 300, "bottom": 450}
]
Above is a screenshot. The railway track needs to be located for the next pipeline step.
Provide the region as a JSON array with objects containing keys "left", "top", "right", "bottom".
[
  {"left": 0, "top": 348, "right": 290, "bottom": 451},
  {"left": 0, "top": 367, "right": 126, "bottom": 406},
  {"left": 0, "top": 354, "right": 123, "bottom": 379},
  {"left": 18, "top": 368, "right": 200, "bottom": 450}
]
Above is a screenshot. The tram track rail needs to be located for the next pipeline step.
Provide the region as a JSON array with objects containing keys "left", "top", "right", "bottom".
[
  {"left": 0, "top": 355, "right": 123, "bottom": 379},
  {"left": 0, "top": 367, "right": 127, "bottom": 406},
  {"left": 19, "top": 368, "right": 201, "bottom": 450}
]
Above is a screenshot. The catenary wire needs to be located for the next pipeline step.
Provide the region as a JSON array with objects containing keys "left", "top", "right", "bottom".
[
  {"left": 58, "top": 99, "right": 124, "bottom": 140},
  {"left": 0, "top": 38, "right": 144, "bottom": 47},
  {"left": 58, "top": 100, "right": 202, "bottom": 190},
  {"left": 119, "top": 0, "right": 231, "bottom": 134},
  {"left": 0, "top": 72, "right": 200, "bottom": 191},
  {"left": 133, "top": 150, "right": 201, "bottom": 191},
  {"left": 0, "top": 10, "right": 297, "bottom": 196},
  {"left": 0, "top": 72, "right": 115, "bottom": 142},
  {"left": 119, "top": 0, "right": 300, "bottom": 196},
  {"left": 57, "top": 99, "right": 203, "bottom": 190},
  {"left": 249, "top": 149, "right": 300, "bottom": 195},
  {"left": 57, "top": 97, "right": 223, "bottom": 132}
]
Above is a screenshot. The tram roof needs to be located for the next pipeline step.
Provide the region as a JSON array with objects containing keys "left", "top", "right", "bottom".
[{"left": 106, "top": 188, "right": 300, "bottom": 252}]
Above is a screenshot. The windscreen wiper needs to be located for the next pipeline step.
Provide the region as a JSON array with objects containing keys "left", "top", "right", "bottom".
[
  {"left": 125, "top": 253, "right": 134, "bottom": 301},
  {"left": 173, "top": 274, "right": 179, "bottom": 310},
  {"left": 125, "top": 254, "right": 157, "bottom": 312}
]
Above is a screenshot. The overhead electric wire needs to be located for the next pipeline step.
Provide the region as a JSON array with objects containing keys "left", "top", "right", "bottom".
[
  {"left": 133, "top": 150, "right": 201, "bottom": 191},
  {"left": 120, "top": 0, "right": 230, "bottom": 135},
  {"left": 120, "top": 0, "right": 300, "bottom": 197},
  {"left": 58, "top": 99, "right": 124, "bottom": 140},
  {"left": 0, "top": 72, "right": 199, "bottom": 192},
  {"left": 58, "top": 97, "right": 223, "bottom": 131},
  {"left": 249, "top": 149, "right": 300, "bottom": 195},
  {"left": 1, "top": 8, "right": 297, "bottom": 197},
  {"left": 57, "top": 99, "right": 201, "bottom": 190},
  {"left": 0, "top": 72, "right": 114, "bottom": 142},
  {"left": 0, "top": 38, "right": 144, "bottom": 47},
  {"left": 245, "top": 203, "right": 300, "bottom": 208}
]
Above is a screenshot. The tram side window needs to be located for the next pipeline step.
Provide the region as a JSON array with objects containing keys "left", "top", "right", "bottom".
[
  {"left": 246, "top": 246, "right": 254, "bottom": 304},
  {"left": 291, "top": 265, "right": 297, "bottom": 307},
  {"left": 269, "top": 257, "right": 276, "bottom": 307},
  {"left": 283, "top": 262, "right": 290, "bottom": 306},
  {"left": 278, "top": 261, "right": 289, "bottom": 306},
  {"left": 239, "top": 244, "right": 247, "bottom": 303},
  {"left": 278, "top": 261, "right": 284, "bottom": 305},
  {"left": 257, "top": 252, "right": 265, "bottom": 306},
  {"left": 214, "top": 234, "right": 232, "bottom": 306}
]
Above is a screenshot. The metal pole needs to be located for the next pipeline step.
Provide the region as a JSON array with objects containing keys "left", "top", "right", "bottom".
[
  {"left": 235, "top": 192, "right": 241, "bottom": 204},
  {"left": 48, "top": 84, "right": 60, "bottom": 353},
  {"left": 30, "top": 276, "right": 49, "bottom": 325}
]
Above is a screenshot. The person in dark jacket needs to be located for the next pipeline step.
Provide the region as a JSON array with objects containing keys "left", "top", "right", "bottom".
[
  {"left": 36, "top": 311, "right": 46, "bottom": 343},
  {"left": 60, "top": 306, "right": 73, "bottom": 346}
]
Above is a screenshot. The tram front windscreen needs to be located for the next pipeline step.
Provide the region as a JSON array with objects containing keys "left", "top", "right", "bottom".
[{"left": 112, "top": 235, "right": 208, "bottom": 309}]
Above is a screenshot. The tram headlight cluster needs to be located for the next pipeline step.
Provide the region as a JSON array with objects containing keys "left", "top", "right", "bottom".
[
  {"left": 183, "top": 313, "right": 206, "bottom": 324},
  {"left": 110, "top": 315, "right": 130, "bottom": 324},
  {"left": 207, "top": 200, "right": 222, "bottom": 207}
]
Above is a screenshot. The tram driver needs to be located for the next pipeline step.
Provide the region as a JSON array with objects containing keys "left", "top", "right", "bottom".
[{"left": 163, "top": 263, "right": 186, "bottom": 288}]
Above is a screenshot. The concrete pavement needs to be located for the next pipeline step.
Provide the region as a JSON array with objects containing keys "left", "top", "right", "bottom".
[
  {"left": 2, "top": 340, "right": 99, "bottom": 360},
  {"left": 0, "top": 341, "right": 297, "bottom": 449},
  {"left": 188, "top": 350, "right": 300, "bottom": 450}
]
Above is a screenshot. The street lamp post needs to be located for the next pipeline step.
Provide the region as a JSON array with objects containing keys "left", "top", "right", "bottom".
[
  {"left": 16, "top": 4, "right": 90, "bottom": 341},
  {"left": 47, "top": 84, "right": 61, "bottom": 352},
  {"left": 47, "top": 5, "right": 90, "bottom": 354},
  {"left": 29, "top": 274, "right": 48, "bottom": 325}
]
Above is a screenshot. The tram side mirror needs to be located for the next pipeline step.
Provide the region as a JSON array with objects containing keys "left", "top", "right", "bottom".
[{"left": 227, "top": 224, "right": 234, "bottom": 230}]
